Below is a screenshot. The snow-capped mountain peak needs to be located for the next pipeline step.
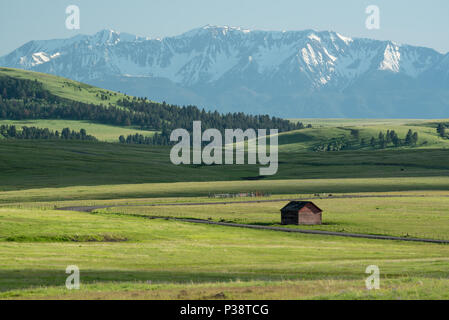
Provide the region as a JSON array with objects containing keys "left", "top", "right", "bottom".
[
  {"left": 91, "top": 29, "right": 150, "bottom": 45},
  {"left": 2, "top": 27, "right": 441, "bottom": 85},
  {"left": 1, "top": 26, "right": 447, "bottom": 117}
]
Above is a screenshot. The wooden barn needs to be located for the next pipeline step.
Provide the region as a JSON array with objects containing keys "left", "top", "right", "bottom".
[{"left": 280, "top": 201, "right": 323, "bottom": 225}]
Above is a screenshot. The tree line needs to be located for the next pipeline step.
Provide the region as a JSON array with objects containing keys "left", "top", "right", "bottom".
[
  {"left": 119, "top": 132, "right": 169, "bottom": 146},
  {"left": 368, "top": 129, "right": 418, "bottom": 149},
  {"left": 0, "top": 124, "right": 97, "bottom": 141},
  {"left": 314, "top": 129, "right": 419, "bottom": 152},
  {"left": 437, "top": 123, "right": 449, "bottom": 138},
  {"left": 0, "top": 76, "right": 307, "bottom": 146}
]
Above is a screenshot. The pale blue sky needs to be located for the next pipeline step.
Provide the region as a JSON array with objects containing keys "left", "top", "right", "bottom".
[{"left": 1, "top": 0, "right": 448, "bottom": 56}]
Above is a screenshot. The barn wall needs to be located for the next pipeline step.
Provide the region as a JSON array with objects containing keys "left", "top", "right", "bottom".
[
  {"left": 299, "top": 211, "right": 322, "bottom": 225},
  {"left": 281, "top": 211, "right": 299, "bottom": 225}
]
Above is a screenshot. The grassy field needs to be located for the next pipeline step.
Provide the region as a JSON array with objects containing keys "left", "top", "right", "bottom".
[
  {"left": 4, "top": 278, "right": 449, "bottom": 300},
  {"left": 2, "top": 68, "right": 449, "bottom": 300},
  {"left": 1, "top": 143, "right": 449, "bottom": 299},
  {"left": 1, "top": 177, "right": 449, "bottom": 300},
  {"left": 1, "top": 194, "right": 449, "bottom": 299},
  {"left": 0, "top": 120, "right": 155, "bottom": 142},
  {"left": 3, "top": 176, "right": 449, "bottom": 203},
  {"left": 96, "top": 193, "right": 449, "bottom": 240},
  {"left": 2, "top": 139, "right": 449, "bottom": 191},
  {"left": 278, "top": 122, "right": 449, "bottom": 152},
  {"left": 0, "top": 200, "right": 449, "bottom": 299}
]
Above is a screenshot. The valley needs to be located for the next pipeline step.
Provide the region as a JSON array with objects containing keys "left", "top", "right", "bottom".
[{"left": 0, "top": 68, "right": 448, "bottom": 300}]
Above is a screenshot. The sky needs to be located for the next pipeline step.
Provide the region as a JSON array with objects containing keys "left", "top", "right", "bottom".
[{"left": 0, "top": 0, "right": 448, "bottom": 56}]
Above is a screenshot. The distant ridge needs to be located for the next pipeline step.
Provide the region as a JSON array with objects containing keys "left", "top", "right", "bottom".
[{"left": 1, "top": 26, "right": 449, "bottom": 118}]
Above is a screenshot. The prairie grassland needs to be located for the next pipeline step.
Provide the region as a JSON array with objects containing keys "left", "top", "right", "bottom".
[
  {"left": 97, "top": 194, "right": 449, "bottom": 240},
  {"left": 3, "top": 278, "right": 449, "bottom": 300},
  {"left": 1, "top": 206, "right": 449, "bottom": 299},
  {"left": 2, "top": 68, "right": 449, "bottom": 300},
  {"left": 3, "top": 139, "right": 449, "bottom": 191},
  {"left": 1, "top": 190, "right": 447, "bottom": 211},
  {"left": 2, "top": 176, "right": 449, "bottom": 204}
]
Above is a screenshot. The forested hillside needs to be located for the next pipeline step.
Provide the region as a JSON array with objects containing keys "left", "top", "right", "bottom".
[{"left": 0, "top": 72, "right": 304, "bottom": 145}]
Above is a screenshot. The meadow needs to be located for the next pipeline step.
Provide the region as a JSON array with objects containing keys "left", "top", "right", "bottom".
[
  {"left": 88, "top": 192, "right": 448, "bottom": 238},
  {"left": 2, "top": 139, "right": 449, "bottom": 192},
  {"left": 2, "top": 142, "right": 449, "bottom": 299},
  {"left": 0, "top": 67, "right": 130, "bottom": 107},
  {"left": 0, "top": 119, "right": 155, "bottom": 142},
  {"left": 1, "top": 68, "right": 449, "bottom": 300},
  {"left": 0, "top": 198, "right": 449, "bottom": 299}
]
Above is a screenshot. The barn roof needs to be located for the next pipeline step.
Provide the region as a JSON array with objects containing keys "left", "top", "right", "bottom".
[{"left": 281, "top": 201, "right": 322, "bottom": 212}]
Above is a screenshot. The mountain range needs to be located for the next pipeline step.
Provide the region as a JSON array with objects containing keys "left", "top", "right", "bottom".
[{"left": 1, "top": 25, "right": 448, "bottom": 118}]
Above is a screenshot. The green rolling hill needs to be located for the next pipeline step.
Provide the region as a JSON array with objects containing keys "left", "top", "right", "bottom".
[
  {"left": 1, "top": 67, "right": 449, "bottom": 191},
  {"left": 0, "top": 67, "right": 130, "bottom": 107},
  {"left": 1, "top": 67, "right": 449, "bottom": 150},
  {"left": 278, "top": 123, "right": 449, "bottom": 152}
]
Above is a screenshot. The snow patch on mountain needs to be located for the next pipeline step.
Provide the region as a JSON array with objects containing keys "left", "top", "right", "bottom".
[
  {"left": 1, "top": 27, "right": 444, "bottom": 87},
  {"left": 379, "top": 43, "right": 401, "bottom": 73},
  {"left": 336, "top": 33, "right": 353, "bottom": 45}
]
